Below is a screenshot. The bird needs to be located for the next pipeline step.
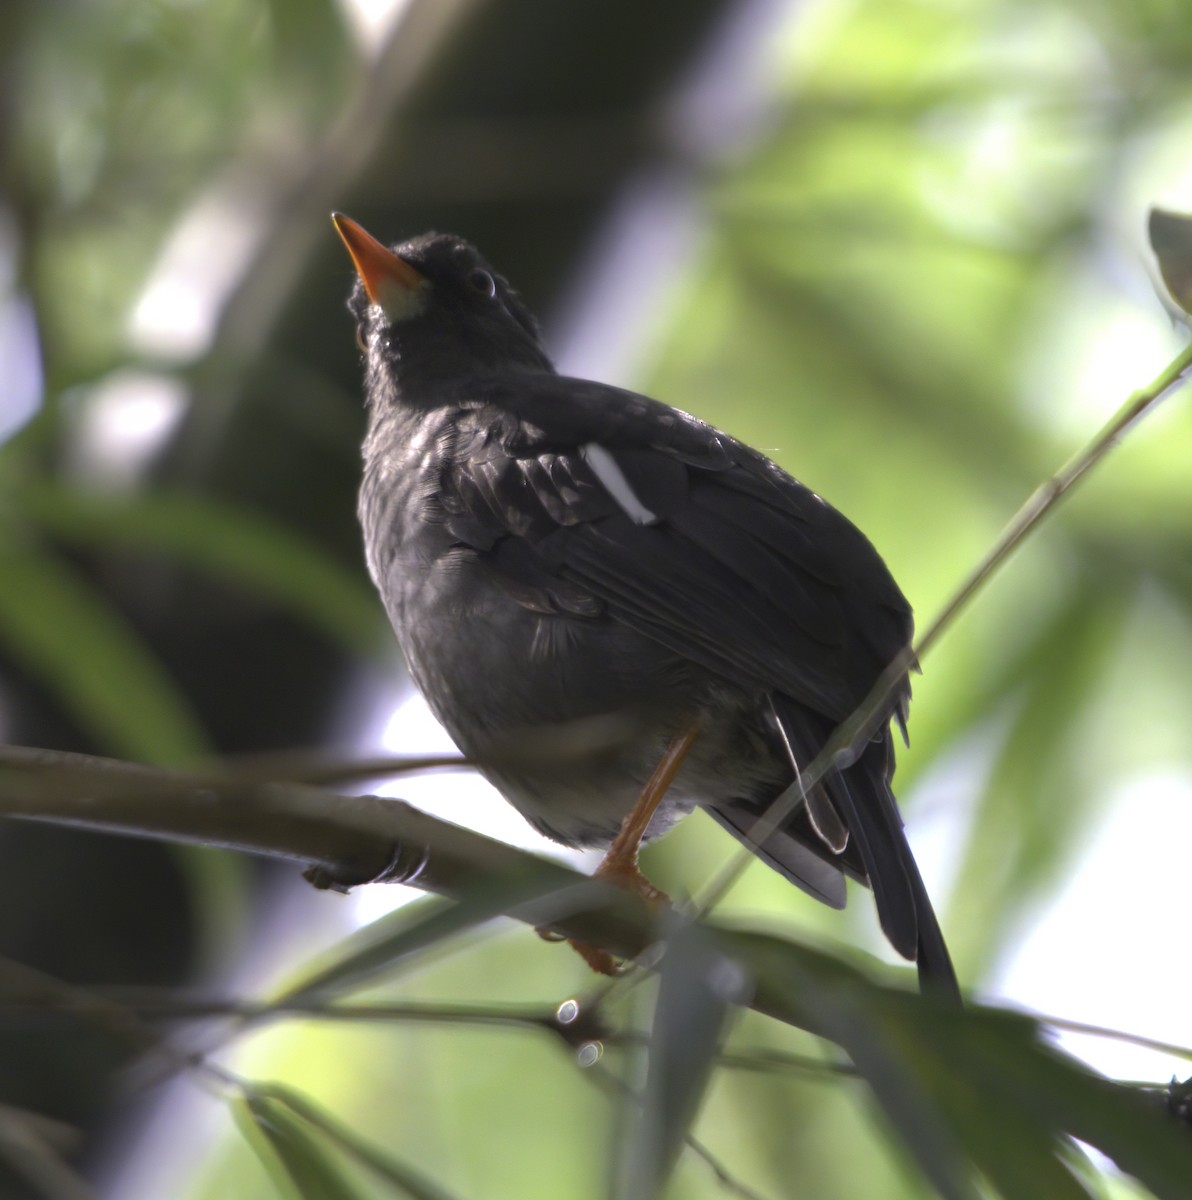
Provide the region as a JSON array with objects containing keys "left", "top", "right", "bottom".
[{"left": 332, "top": 213, "right": 959, "bottom": 999}]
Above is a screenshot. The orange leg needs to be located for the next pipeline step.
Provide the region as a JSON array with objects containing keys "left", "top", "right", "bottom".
[
  {"left": 595, "top": 722, "right": 700, "bottom": 894},
  {"left": 554, "top": 723, "right": 701, "bottom": 975}
]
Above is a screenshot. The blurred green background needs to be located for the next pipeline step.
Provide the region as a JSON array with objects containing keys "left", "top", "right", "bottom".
[{"left": 2, "top": 0, "right": 1192, "bottom": 1196}]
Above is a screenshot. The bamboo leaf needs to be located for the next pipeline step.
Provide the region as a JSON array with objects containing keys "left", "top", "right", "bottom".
[
  {"left": 721, "top": 926, "right": 1192, "bottom": 1200},
  {"left": 233, "top": 1092, "right": 366, "bottom": 1200},
  {"left": 0, "top": 537, "right": 206, "bottom": 762},
  {"left": 948, "top": 585, "right": 1127, "bottom": 974},
  {"left": 618, "top": 923, "right": 740, "bottom": 1200},
  {"left": 20, "top": 484, "right": 384, "bottom": 655},
  {"left": 255, "top": 1085, "right": 467, "bottom": 1200},
  {"left": 1149, "top": 208, "right": 1192, "bottom": 317}
]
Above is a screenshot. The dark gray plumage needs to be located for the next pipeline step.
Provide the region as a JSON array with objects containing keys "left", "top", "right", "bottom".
[{"left": 337, "top": 220, "right": 958, "bottom": 998}]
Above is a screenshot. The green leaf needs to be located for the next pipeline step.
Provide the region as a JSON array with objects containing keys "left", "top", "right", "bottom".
[
  {"left": 0, "top": 535, "right": 207, "bottom": 763},
  {"left": 233, "top": 1092, "right": 366, "bottom": 1200},
  {"left": 959, "top": 1025, "right": 1192, "bottom": 1200},
  {"left": 720, "top": 925, "right": 1192, "bottom": 1200},
  {"left": 618, "top": 923, "right": 739, "bottom": 1200},
  {"left": 1148, "top": 208, "right": 1192, "bottom": 317},
  {"left": 20, "top": 484, "right": 384, "bottom": 655},
  {"left": 255, "top": 1085, "right": 467, "bottom": 1200},
  {"left": 874, "top": 1003, "right": 1094, "bottom": 1200},
  {"left": 727, "top": 937, "right": 975, "bottom": 1193},
  {"left": 947, "top": 585, "right": 1127, "bottom": 975}
]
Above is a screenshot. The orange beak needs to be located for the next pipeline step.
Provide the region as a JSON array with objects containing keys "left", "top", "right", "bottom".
[{"left": 331, "top": 213, "right": 426, "bottom": 306}]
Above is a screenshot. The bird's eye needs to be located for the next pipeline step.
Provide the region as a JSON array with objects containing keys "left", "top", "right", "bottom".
[{"left": 468, "top": 269, "right": 497, "bottom": 298}]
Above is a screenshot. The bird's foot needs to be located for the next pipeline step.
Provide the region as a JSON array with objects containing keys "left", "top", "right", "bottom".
[
  {"left": 593, "top": 855, "right": 669, "bottom": 907},
  {"left": 534, "top": 925, "right": 623, "bottom": 975},
  {"left": 534, "top": 857, "right": 670, "bottom": 976}
]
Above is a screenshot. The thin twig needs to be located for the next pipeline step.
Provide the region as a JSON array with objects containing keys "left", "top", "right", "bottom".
[
  {"left": 1037, "top": 1013, "right": 1192, "bottom": 1063},
  {"left": 0, "top": 990, "right": 556, "bottom": 1034},
  {"left": 0, "top": 985, "right": 868, "bottom": 1083}
]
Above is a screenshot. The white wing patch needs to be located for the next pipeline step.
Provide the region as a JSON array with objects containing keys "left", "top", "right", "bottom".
[{"left": 580, "top": 443, "right": 658, "bottom": 525}]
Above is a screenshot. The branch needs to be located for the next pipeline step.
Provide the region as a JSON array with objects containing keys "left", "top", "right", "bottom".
[
  {"left": 0, "top": 744, "right": 910, "bottom": 1043},
  {"left": 0, "top": 744, "right": 661, "bottom": 975}
]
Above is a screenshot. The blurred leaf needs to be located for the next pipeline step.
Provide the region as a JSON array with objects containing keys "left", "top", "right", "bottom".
[
  {"left": 717, "top": 926, "right": 1192, "bottom": 1199},
  {"left": 618, "top": 924, "right": 738, "bottom": 1200},
  {"left": 274, "top": 865, "right": 582, "bottom": 1005},
  {"left": 0, "top": 1105, "right": 93, "bottom": 1200},
  {"left": 255, "top": 1085, "right": 466, "bottom": 1200},
  {"left": 261, "top": 0, "right": 352, "bottom": 117},
  {"left": 748, "top": 946, "right": 979, "bottom": 1200},
  {"left": 0, "top": 535, "right": 206, "bottom": 763},
  {"left": 20, "top": 484, "right": 384, "bottom": 656},
  {"left": 949, "top": 583, "right": 1128, "bottom": 974},
  {"left": 1148, "top": 208, "right": 1192, "bottom": 317},
  {"left": 954, "top": 1018, "right": 1192, "bottom": 1200},
  {"left": 233, "top": 1091, "right": 366, "bottom": 1200},
  {"left": 871, "top": 1008, "right": 1095, "bottom": 1200}
]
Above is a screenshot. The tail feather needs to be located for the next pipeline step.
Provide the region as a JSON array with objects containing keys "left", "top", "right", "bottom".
[
  {"left": 765, "top": 694, "right": 961, "bottom": 1002},
  {"left": 822, "top": 769, "right": 920, "bottom": 960},
  {"left": 905, "top": 848, "right": 960, "bottom": 999},
  {"left": 705, "top": 801, "right": 848, "bottom": 908}
]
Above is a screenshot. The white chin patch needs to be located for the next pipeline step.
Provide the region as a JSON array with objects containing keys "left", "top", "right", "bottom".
[
  {"left": 581, "top": 442, "right": 658, "bottom": 525},
  {"left": 376, "top": 279, "right": 429, "bottom": 322}
]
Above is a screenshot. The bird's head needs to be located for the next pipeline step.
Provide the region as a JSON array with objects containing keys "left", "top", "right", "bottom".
[{"left": 332, "top": 214, "right": 553, "bottom": 405}]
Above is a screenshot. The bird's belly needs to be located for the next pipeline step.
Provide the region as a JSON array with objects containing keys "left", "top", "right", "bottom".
[{"left": 383, "top": 553, "right": 786, "bottom": 847}]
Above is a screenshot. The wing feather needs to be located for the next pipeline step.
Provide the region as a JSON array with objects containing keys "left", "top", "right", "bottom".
[{"left": 433, "top": 377, "right": 952, "bottom": 989}]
